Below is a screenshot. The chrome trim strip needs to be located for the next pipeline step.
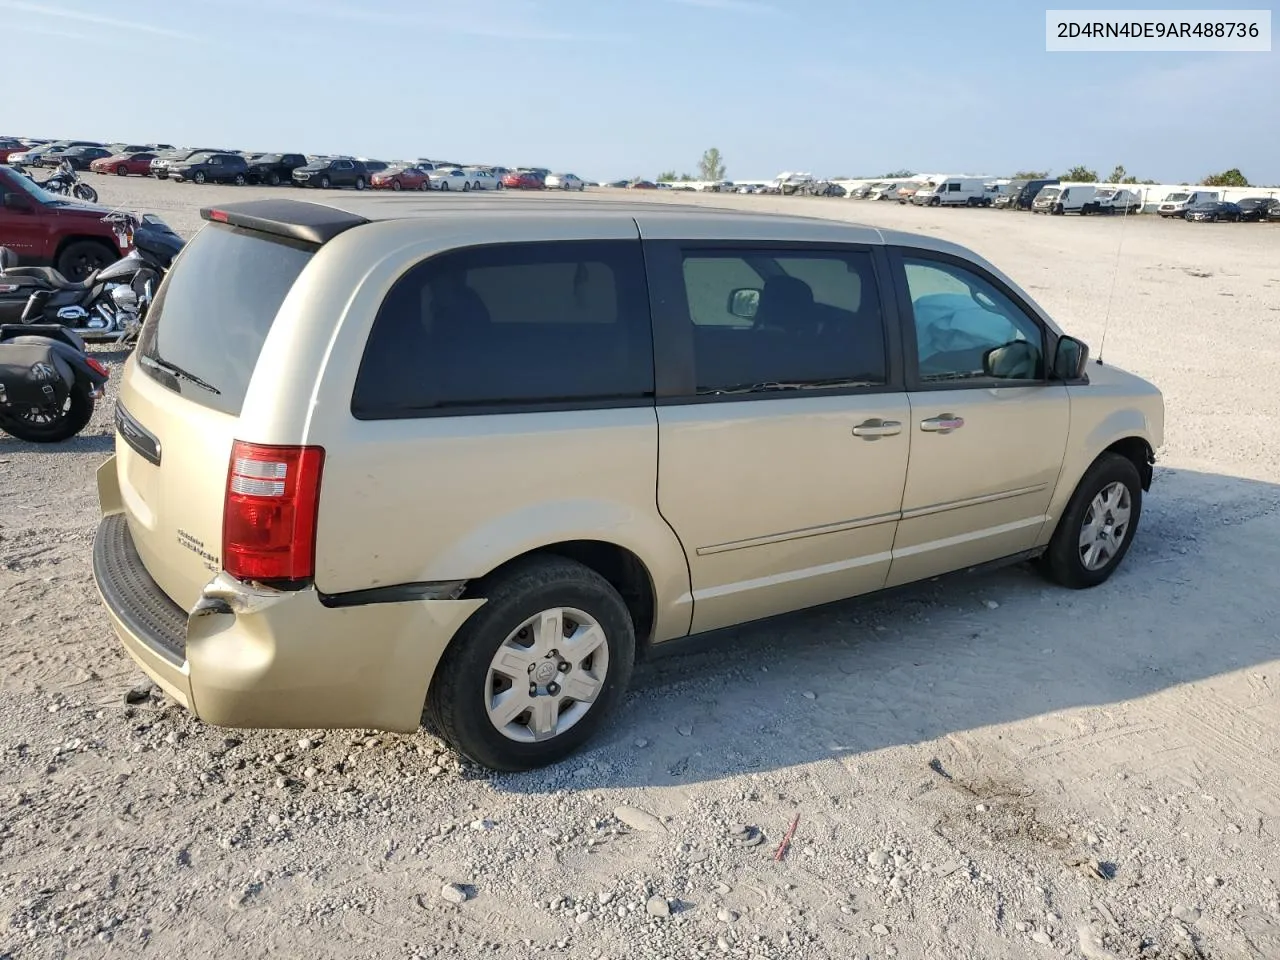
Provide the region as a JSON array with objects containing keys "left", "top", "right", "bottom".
[
  {"left": 899, "top": 482, "right": 1048, "bottom": 521},
  {"left": 695, "top": 550, "right": 893, "bottom": 601},
  {"left": 697, "top": 510, "right": 901, "bottom": 556},
  {"left": 891, "top": 516, "right": 1047, "bottom": 559}
]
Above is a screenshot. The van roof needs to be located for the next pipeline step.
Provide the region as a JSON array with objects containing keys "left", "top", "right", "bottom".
[{"left": 197, "top": 195, "right": 972, "bottom": 259}]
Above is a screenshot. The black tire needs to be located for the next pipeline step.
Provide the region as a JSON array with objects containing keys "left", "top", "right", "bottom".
[
  {"left": 441, "top": 181, "right": 450, "bottom": 191},
  {"left": 56, "top": 240, "right": 116, "bottom": 281},
  {"left": 234, "top": 173, "right": 246, "bottom": 186},
  {"left": 73, "top": 183, "right": 98, "bottom": 202},
  {"left": 193, "top": 171, "right": 206, "bottom": 184},
  {"left": 462, "top": 181, "right": 470, "bottom": 191},
  {"left": 1038, "top": 452, "right": 1143, "bottom": 589},
  {"left": 267, "top": 171, "right": 281, "bottom": 186},
  {"left": 354, "top": 176, "right": 366, "bottom": 191},
  {"left": 319, "top": 175, "right": 331, "bottom": 189},
  {"left": 0, "top": 381, "right": 94, "bottom": 443},
  {"left": 116, "top": 165, "right": 128, "bottom": 177},
  {"left": 425, "top": 556, "right": 636, "bottom": 771}
]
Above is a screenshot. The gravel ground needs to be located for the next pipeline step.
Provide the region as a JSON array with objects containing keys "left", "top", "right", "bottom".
[{"left": 2, "top": 176, "right": 1279, "bottom": 960}]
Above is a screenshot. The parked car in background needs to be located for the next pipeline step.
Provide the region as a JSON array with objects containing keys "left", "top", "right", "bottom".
[
  {"left": 926, "top": 177, "right": 991, "bottom": 207},
  {"left": 1235, "top": 197, "right": 1276, "bottom": 222},
  {"left": 502, "top": 170, "right": 545, "bottom": 189},
  {"left": 1157, "top": 190, "right": 1218, "bottom": 218},
  {"left": 1086, "top": 187, "right": 1143, "bottom": 215},
  {"left": 246, "top": 153, "right": 308, "bottom": 186},
  {"left": 994, "top": 178, "right": 1060, "bottom": 211},
  {"left": 361, "top": 160, "right": 390, "bottom": 177},
  {"left": 371, "top": 165, "right": 432, "bottom": 191},
  {"left": 425, "top": 168, "right": 474, "bottom": 191},
  {"left": 0, "top": 139, "right": 27, "bottom": 163},
  {"left": 464, "top": 169, "right": 501, "bottom": 190},
  {"left": 152, "top": 148, "right": 228, "bottom": 180},
  {"left": 544, "top": 173, "right": 586, "bottom": 191},
  {"left": 42, "top": 145, "right": 113, "bottom": 170},
  {"left": 171, "top": 152, "right": 250, "bottom": 185},
  {"left": 0, "top": 164, "right": 128, "bottom": 280},
  {"left": 1032, "top": 185, "right": 1097, "bottom": 215},
  {"left": 628, "top": 179, "right": 657, "bottom": 190},
  {"left": 292, "top": 157, "right": 370, "bottom": 190},
  {"left": 90, "top": 151, "right": 158, "bottom": 177},
  {"left": 1185, "top": 200, "right": 1242, "bottom": 223}
]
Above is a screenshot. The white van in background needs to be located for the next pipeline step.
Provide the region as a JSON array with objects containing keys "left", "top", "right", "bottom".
[
  {"left": 1088, "top": 187, "right": 1143, "bottom": 215},
  {"left": 1032, "top": 184, "right": 1097, "bottom": 215},
  {"left": 932, "top": 177, "right": 992, "bottom": 206},
  {"left": 1157, "top": 190, "right": 1219, "bottom": 218}
]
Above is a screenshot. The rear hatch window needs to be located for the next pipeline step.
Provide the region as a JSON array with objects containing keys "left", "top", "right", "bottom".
[{"left": 135, "top": 223, "right": 314, "bottom": 416}]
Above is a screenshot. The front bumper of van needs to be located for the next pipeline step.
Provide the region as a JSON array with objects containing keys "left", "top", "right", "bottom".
[{"left": 91, "top": 456, "right": 483, "bottom": 733}]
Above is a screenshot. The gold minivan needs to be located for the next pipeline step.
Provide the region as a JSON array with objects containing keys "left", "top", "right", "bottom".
[{"left": 92, "top": 197, "right": 1164, "bottom": 770}]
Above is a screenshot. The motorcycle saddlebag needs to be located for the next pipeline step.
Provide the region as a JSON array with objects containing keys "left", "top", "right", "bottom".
[{"left": 0, "top": 343, "right": 73, "bottom": 409}]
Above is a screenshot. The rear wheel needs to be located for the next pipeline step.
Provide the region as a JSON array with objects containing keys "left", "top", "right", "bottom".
[
  {"left": 56, "top": 240, "right": 116, "bottom": 282},
  {"left": 425, "top": 556, "right": 636, "bottom": 771},
  {"left": 1038, "top": 453, "right": 1143, "bottom": 589},
  {"left": 0, "top": 381, "right": 94, "bottom": 443}
]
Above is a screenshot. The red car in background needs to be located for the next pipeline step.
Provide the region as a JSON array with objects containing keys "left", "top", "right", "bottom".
[
  {"left": 0, "top": 139, "right": 27, "bottom": 164},
  {"left": 89, "top": 151, "right": 158, "bottom": 177},
  {"left": 502, "top": 171, "right": 544, "bottom": 190},
  {"left": 371, "top": 165, "right": 432, "bottom": 191}
]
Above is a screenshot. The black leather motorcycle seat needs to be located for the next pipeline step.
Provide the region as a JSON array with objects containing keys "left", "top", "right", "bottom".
[{"left": 0, "top": 266, "right": 95, "bottom": 292}]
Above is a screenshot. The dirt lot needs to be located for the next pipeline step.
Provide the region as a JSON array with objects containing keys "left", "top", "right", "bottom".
[{"left": 2, "top": 177, "right": 1279, "bottom": 960}]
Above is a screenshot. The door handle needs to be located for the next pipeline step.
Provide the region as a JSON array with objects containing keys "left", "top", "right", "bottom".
[
  {"left": 920, "top": 414, "right": 965, "bottom": 434},
  {"left": 852, "top": 419, "right": 902, "bottom": 439}
]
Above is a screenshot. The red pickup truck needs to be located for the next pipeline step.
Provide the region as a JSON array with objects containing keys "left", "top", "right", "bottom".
[{"left": 0, "top": 165, "right": 128, "bottom": 280}]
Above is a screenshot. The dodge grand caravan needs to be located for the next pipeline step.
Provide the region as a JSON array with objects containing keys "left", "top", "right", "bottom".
[{"left": 92, "top": 197, "right": 1164, "bottom": 771}]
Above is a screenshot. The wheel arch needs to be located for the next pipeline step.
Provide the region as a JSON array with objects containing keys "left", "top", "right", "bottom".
[{"left": 461, "top": 539, "right": 661, "bottom": 650}]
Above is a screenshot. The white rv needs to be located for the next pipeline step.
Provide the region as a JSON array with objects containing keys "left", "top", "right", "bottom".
[{"left": 1031, "top": 184, "right": 1097, "bottom": 215}]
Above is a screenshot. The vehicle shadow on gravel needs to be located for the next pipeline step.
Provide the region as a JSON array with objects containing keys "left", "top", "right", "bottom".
[{"left": 491, "top": 467, "right": 1280, "bottom": 792}]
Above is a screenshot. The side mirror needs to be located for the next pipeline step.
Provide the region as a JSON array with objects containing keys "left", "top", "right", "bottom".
[
  {"left": 727, "top": 287, "right": 760, "bottom": 320},
  {"left": 1051, "top": 334, "right": 1090, "bottom": 380},
  {"left": 981, "top": 339, "right": 1041, "bottom": 379},
  {"left": 2, "top": 193, "right": 34, "bottom": 212}
]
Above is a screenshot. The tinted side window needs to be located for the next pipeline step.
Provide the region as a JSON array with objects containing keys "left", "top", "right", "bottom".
[
  {"left": 902, "top": 256, "right": 1044, "bottom": 382},
  {"left": 352, "top": 240, "right": 654, "bottom": 418},
  {"left": 678, "top": 249, "right": 886, "bottom": 393}
]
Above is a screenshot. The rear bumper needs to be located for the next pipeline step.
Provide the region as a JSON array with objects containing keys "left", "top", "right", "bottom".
[{"left": 93, "top": 457, "right": 484, "bottom": 732}]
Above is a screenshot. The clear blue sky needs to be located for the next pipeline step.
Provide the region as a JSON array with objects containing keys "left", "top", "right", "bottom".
[{"left": 4, "top": 0, "right": 1277, "bottom": 184}]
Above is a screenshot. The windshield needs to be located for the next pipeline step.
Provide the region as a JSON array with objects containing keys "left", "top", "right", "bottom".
[
  {"left": 181, "top": 152, "right": 214, "bottom": 164},
  {"left": 1037, "top": 187, "right": 1061, "bottom": 199},
  {"left": 1166, "top": 193, "right": 1189, "bottom": 202},
  {"left": 255, "top": 154, "right": 282, "bottom": 164},
  {"left": 4, "top": 171, "right": 64, "bottom": 205},
  {"left": 137, "top": 223, "right": 316, "bottom": 416}
]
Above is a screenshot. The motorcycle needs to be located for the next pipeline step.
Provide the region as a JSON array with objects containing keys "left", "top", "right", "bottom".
[
  {"left": 0, "top": 212, "right": 184, "bottom": 341},
  {"left": 30, "top": 159, "right": 99, "bottom": 203},
  {"left": 0, "top": 322, "right": 109, "bottom": 442}
]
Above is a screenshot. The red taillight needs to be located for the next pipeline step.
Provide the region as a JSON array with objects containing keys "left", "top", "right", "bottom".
[
  {"left": 222, "top": 441, "right": 325, "bottom": 583},
  {"left": 208, "top": 209, "right": 230, "bottom": 223},
  {"left": 85, "top": 357, "right": 110, "bottom": 378}
]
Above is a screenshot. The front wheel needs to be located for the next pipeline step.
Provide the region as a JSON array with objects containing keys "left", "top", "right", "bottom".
[
  {"left": 392, "top": 179, "right": 402, "bottom": 191},
  {"left": 319, "top": 175, "right": 331, "bottom": 189},
  {"left": 0, "top": 381, "right": 95, "bottom": 443},
  {"left": 57, "top": 240, "right": 116, "bottom": 281},
  {"left": 1038, "top": 452, "right": 1143, "bottom": 589},
  {"left": 116, "top": 165, "right": 129, "bottom": 177},
  {"left": 425, "top": 556, "right": 636, "bottom": 771},
  {"left": 73, "top": 183, "right": 98, "bottom": 202},
  {"left": 267, "top": 171, "right": 281, "bottom": 186},
  {"left": 193, "top": 171, "right": 207, "bottom": 185}
]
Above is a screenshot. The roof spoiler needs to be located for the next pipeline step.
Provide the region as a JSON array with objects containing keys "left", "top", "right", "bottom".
[{"left": 199, "top": 199, "right": 369, "bottom": 245}]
